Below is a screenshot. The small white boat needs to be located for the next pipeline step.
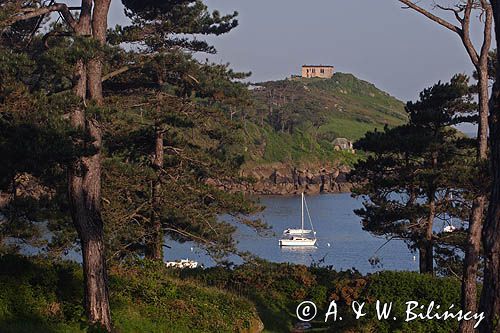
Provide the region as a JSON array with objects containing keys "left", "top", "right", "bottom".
[
  {"left": 279, "top": 193, "right": 317, "bottom": 247},
  {"left": 444, "top": 225, "right": 457, "bottom": 233},
  {"left": 165, "top": 259, "right": 199, "bottom": 269}
]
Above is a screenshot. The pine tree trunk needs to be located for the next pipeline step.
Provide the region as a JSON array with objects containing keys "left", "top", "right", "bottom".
[
  {"left": 479, "top": 84, "right": 500, "bottom": 331},
  {"left": 460, "top": 196, "right": 486, "bottom": 332},
  {"left": 418, "top": 242, "right": 433, "bottom": 274},
  {"left": 68, "top": 76, "right": 111, "bottom": 331},
  {"left": 68, "top": 151, "right": 111, "bottom": 330},
  {"left": 479, "top": 83, "right": 500, "bottom": 333},
  {"left": 87, "top": 0, "right": 110, "bottom": 103},
  {"left": 420, "top": 193, "right": 436, "bottom": 274},
  {"left": 477, "top": 65, "right": 490, "bottom": 160},
  {"left": 479, "top": 4, "right": 500, "bottom": 332},
  {"left": 145, "top": 125, "right": 164, "bottom": 260},
  {"left": 417, "top": 205, "right": 435, "bottom": 274},
  {"left": 67, "top": 1, "right": 112, "bottom": 330},
  {"left": 460, "top": 61, "right": 490, "bottom": 333},
  {"left": 407, "top": 183, "right": 428, "bottom": 273}
]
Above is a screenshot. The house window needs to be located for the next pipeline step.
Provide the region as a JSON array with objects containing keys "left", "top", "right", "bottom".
[
  {"left": 312, "top": 69, "right": 316, "bottom": 73},
  {"left": 320, "top": 69, "right": 325, "bottom": 74}
]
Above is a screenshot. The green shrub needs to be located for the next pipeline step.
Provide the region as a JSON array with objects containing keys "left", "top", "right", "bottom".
[
  {"left": 358, "top": 271, "right": 462, "bottom": 333},
  {"left": 0, "top": 256, "right": 260, "bottom": 333},
  {"left": 0, "top": 255, "right": 84, "bottom": 332},
  {"left": 183, "top": 262, "right": 464, "bottom": 333},
  {"left": 0, "top": 256, "right": 465, "bottom": 333}
]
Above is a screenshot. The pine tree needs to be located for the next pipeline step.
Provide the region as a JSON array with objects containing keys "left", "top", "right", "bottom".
[
  {"left": 351, "top": 75, "right": 478, "bottom": 274},
  {"left": 102, "top": 50, "right": 264, "bottom": 262}
]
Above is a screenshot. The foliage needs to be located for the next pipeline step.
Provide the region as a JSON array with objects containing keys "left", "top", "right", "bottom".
[
  {"left": 0, "top": 0, "right": 263, "bottom": 263},
  {"left": 359, "top": 271, "right": 461, "bottom": 333},
  {"left": 238, "top": 73, "right": 407, "bottom": 167},
  {"left": 111, "top": 0, "right": 238, "bottom": 53},
  {"left": 0, "top": 254, "right": 260, "bottom": 333},
  {"left": 350, "top": 75, "right": 480, "bottom": 274},
  {"left": 0, "top": 255, "right": 84, "bottom": 333},
  {"left": 178, "top": 259, "right": 462, "bottom": 333},
  {"left": 101, "top": 50, "right": 265, "bottom": 261},
  {"left": 0, "top": 39, "right": 86, "bottom": 254},
  {"left": 0, "top": 253, "right": 464, "bottom": 333}
]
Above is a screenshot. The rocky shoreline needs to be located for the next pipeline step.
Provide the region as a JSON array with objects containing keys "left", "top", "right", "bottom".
[{"left": 209, "top": 163, "right": 353, "bottom": 195}]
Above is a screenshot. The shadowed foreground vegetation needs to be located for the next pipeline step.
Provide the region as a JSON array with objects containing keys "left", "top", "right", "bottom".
[
  {"left": 0, "top": 255, "right": 259, "bottom": 333},
  {"left": 0, "top": 255, "right": 463, "bottom": 333}
]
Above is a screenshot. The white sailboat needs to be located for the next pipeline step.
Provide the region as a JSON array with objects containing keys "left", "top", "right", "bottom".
[{"left": 279, "top": 193, "right": 317, "bottom": 247}]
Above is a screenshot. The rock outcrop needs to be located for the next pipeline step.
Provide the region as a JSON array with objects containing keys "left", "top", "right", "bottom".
[{"left": 208, "top": 163, "right": 353, "bottom": 195}]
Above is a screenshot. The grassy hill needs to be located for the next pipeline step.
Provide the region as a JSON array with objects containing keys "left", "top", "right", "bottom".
[
  {"left": 0, "top": 255, "right": 463, "bottom": 333},
  {"left": 0, "top": 255, "right": 261, "bottom": 333},
  {"left": 240, "top": 73, "right": 407, "bottom": 167}
]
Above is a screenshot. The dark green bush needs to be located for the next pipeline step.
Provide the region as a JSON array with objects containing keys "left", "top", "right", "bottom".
[
  {"left": 357, "top": 271, "right": 462, "bottom": 333},
  {"left": 183, "top": 262, "right": 463, "bottom": 333},
  {"left": 0, "top": 256, "right": 260, "bottom": 333},
  {"left": 0, "top": 255, "right": 465, "bottom": 333},
  {"left": 0, "top": 254, "right": 84, "bottom": 332}
]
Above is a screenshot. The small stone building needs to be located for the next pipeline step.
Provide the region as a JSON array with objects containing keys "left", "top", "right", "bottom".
[
  {"left": 302, "top": 65, "right": 334, "bottom": 79},
  {"left": 332, "top": 138, "right": 355, "bottom": 153}
]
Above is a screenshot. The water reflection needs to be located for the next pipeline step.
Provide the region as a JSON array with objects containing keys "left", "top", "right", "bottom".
[{"left": 279, "top": 246, "right": 318, "bottom": 254}]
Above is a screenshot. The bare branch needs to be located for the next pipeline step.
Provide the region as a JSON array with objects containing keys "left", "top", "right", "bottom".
[
  {"left": 399, "top": 0, "right": 463, "bottom": 34},
  {"left": 42, "top": 29, "right": 72, "bottom": 48},
  {"left": 434, "top": 3, "right": 465, "bottom": 24},
  {"left": 3, "top": 3, "right": 77, "bottom": 31},
  {"left": 399, "top": 0, "right": 483, "bottom": 67},
  {"left": 101, "top": 65, "right": 134, "bottom": 82}
]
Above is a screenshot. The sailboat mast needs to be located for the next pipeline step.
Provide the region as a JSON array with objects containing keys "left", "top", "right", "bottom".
[{"left": 301, "top": 193, "right": 304, "bottom": 234}]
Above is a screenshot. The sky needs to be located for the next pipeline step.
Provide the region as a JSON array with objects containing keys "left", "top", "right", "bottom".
[{"left": 106, "top": 0, "right": 489, "bottom": 104}]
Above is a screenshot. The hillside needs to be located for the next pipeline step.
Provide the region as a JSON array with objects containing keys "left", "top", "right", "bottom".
[
  {"left": 0, "top": 255, "right": 262, "bottom": 333},
  {"left": 240, "top": 73, "right": 407, "bottom": 168},
  {"left": 1, "top": 255, "right": 463, "bottom": 333}
]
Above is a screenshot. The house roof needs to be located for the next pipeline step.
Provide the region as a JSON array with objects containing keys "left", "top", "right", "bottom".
[
  {"left": 332, "top": 138, "right": 351, "bottom": 145},
  {"left": 302, "top": 65, "right": 334, "bottom": 68}
]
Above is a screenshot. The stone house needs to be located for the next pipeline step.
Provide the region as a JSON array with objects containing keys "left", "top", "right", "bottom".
[
  {"left": 301, "top": 65, "right": 334, "bottom": 79},
  {"left": 332, "top": 138, "right": 355, "bottom": 153}
]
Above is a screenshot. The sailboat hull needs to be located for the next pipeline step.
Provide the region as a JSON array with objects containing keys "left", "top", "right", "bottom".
[{"left": 279, "top": 238, "right": 317, "bottom": 247}]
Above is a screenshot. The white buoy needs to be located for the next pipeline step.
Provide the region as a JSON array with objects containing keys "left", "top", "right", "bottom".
[
  {"left": 413, "top": 255, "right": 416, "bottom": 261},
  {"left": 327, "top": 243, "right": 331, "bottom": 247},
  {"left": 190, "top": 247, "right": 194, "bottom": 252}
]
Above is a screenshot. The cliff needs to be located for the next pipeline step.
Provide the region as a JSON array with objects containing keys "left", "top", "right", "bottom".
[
  {"left": 228, "top": 73, "right": 406, "bottom": 195},
  {"left": 209, "top": 163, "right": 352, "bottom": 195}
]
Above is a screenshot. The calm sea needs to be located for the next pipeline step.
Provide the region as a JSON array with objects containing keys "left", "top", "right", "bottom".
[{"left": 166, "top": 193, "right": 422, "bottom": 274}]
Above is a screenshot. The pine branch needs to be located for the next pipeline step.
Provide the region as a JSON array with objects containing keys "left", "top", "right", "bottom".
[{"left": 4, "top": 3, "right": 78, "bottom": 31}]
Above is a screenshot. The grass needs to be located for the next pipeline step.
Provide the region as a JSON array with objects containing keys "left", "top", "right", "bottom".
[
  {"left": 0, "top": 255, "right": 260, "bottom": 333},
  {"left": 0, "top": 255, "right": 465, "bottom": 333},
  {"left": 317, "top": 116, "right": 388, "bottom": 141},
  {"left": 243, "top": 73, "right": 407, "bottom": 167},
  {"left": 241, "top": 121, "right": 360, "bottom": 168}
]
